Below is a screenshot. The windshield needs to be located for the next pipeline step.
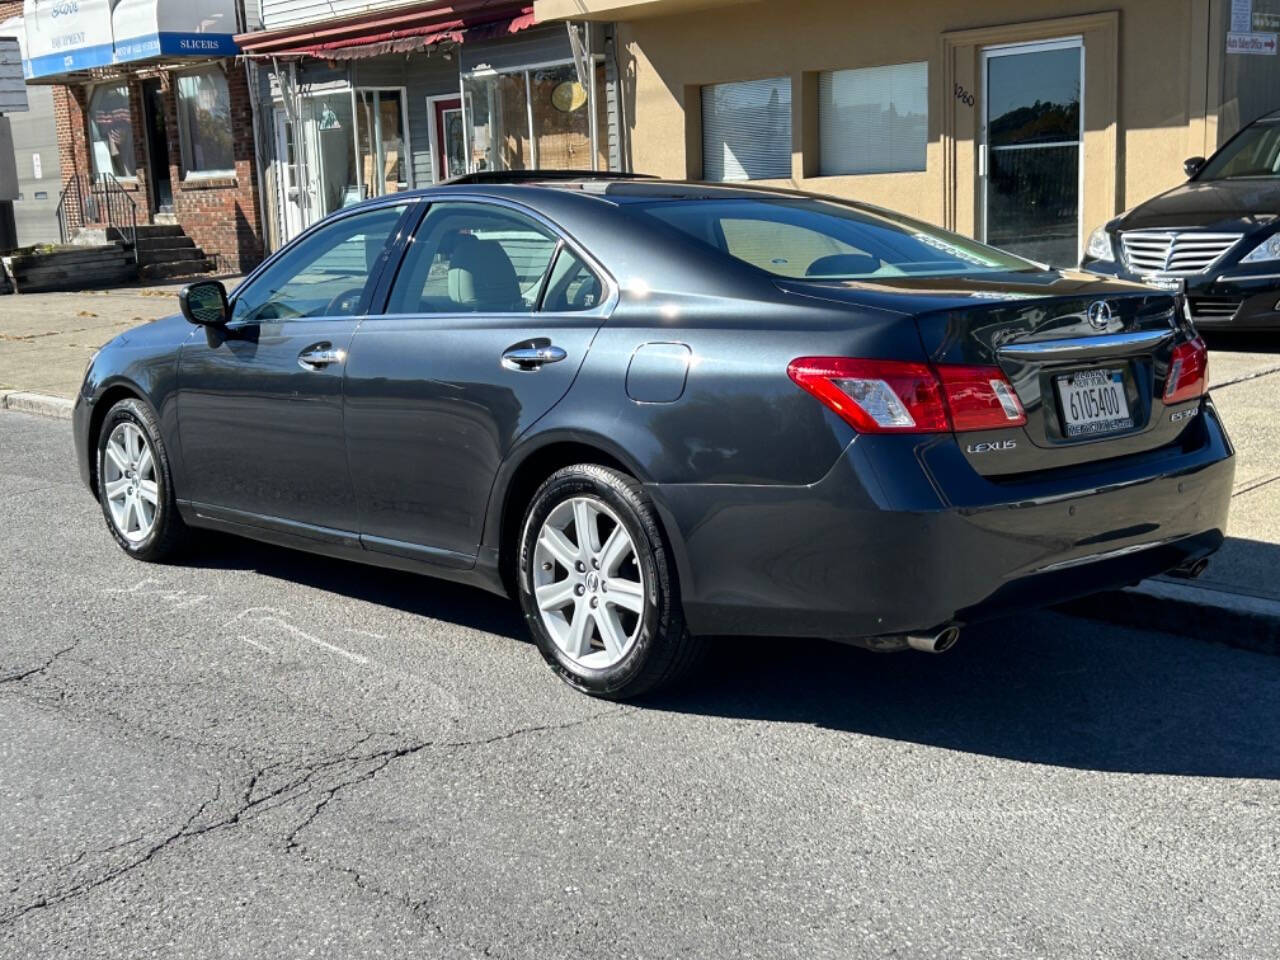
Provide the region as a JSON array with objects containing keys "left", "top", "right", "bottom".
[
  {"left": 1199, "top": 121, "right": 1280, "bottom": 180},
  {"left": 631, "top": 196, "right": 1037, "bottom": 280}
]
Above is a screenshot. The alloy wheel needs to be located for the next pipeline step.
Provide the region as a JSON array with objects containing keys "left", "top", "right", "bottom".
[
  {"left": 103, "top": 422, "right": 158, "bottom": 543},
  {"left": 532, "top": 496, "right": 646, "bottom": 669}
]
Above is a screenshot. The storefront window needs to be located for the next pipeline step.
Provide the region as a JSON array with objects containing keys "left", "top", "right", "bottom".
[
  {"left": 1217, "top": 1, "right": 1280, "bottom": 144},
  {"left": 818, "top": 62, "right": 928, "bottom": 175},
  {"left": 87, "top": 82, "right": 136, "bottom": 181},
  {"left": 530, "top": 64, "right": 591, "bottom": 168},
  {"left": 463, "top": 71, "right": 531, "bottom": 171},
  {"left": 356, "top": 89, "right": 410, "bottom": 198},
  {"left": 700, "top": 77, "right": 792, "bottom": 181},
  {"left": 462, "top": 62, "right": 605, "bottom": 173},
  {"left": 176, "top": 67, "right": 235, "bottom": 177}
]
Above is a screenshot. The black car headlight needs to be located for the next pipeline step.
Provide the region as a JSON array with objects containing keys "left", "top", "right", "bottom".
[{"left": 1241, "top": 234, "right": 1280, "bottom": 264}]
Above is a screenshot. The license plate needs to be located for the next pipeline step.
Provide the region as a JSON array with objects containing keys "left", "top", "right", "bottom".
[
  {"left": 1057, "top": 368, "right": 1134, "bottom": 438},
  {"left": 1140, "top": 274, "right": 1184, "bottom": 293}
]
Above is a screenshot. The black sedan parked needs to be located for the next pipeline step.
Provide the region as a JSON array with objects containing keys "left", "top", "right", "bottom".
[
  {"left": 75, "top": 175, "right": 1234, "bottom": 698},
  {"left": 1081, "top": 110, "right": 1280, "bottom": 329}
]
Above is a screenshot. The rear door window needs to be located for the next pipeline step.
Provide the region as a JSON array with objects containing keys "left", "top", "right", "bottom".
[{"left": 387, "top": 202, "right": 559, "bottom": 314}]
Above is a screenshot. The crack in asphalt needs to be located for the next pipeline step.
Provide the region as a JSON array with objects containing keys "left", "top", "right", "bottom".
[
  {"left": 0, "top": 784, "right": 224, "bottom": 929},
  {"left": 1211, "top": 362, "right": 1280, "bottom": 391},
  {"left": 0, "top": 639, "right": 81, "bottom": 686},
  {"left": 0, "top": 708, "right": 629, "bottom": 934}
]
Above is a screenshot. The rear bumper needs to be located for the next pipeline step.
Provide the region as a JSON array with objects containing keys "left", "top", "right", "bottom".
[{"left": 649, "top": 400, "right": 1234, "bottom": 639}]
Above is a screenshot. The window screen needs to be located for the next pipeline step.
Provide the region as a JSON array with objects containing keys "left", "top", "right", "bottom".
[
  {"left": 818, "top": 62, "right": 927, "bottom": 176},
  {"left": 700, "top": 77, "right": 792, "bottom": 182}
]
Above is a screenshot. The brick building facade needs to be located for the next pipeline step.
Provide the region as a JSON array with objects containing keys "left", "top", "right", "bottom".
[
  {"left": 16, "top": 0, "right": 264, "bottom": 274},
  {"left": 48, "top": 66, "right": 263, "bottom": 273}
]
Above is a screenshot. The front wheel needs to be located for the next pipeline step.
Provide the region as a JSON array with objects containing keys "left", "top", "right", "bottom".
[
  {"left": 96, "top": 397, "right": 188, "bottom": 562},
  {"left": 517, "top": 464, "right": 699, "bottom": 699}
]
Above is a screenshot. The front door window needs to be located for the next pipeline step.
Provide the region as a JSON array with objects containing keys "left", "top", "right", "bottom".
[
  {"left": 982, "top": 39, "right": 1083, "bottom": 267},
  {"left": 232, "top": 203, "right": 409, "bottom": 324}
]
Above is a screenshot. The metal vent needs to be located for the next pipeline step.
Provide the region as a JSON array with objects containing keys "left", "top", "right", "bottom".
[
  {"left": 1120, "top": 231, "right": 1242, "bottom": 275},
  {"left": 1187, "top": 296, "right": 1243, "bottom": 322}
]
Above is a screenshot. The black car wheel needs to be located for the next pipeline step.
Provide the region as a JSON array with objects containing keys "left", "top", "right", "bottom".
[
  {"left": 518, "top": 464, "right": 699, "bottom": 699},
  {"left": 96, "top": 397, "right": 188, "bottom": 562}
]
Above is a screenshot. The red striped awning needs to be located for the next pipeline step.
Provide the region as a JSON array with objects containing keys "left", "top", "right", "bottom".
[{"left": 235, "top": 1, "right": 535, "bottom": 61}]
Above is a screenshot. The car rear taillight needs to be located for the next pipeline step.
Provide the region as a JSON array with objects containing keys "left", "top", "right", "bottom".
[
  {"left": 787, "top": 357, "right": 1027, "bottom": 434},
  {"left": 1164, "top": 337, "right": 1208, "bottom": 405}
]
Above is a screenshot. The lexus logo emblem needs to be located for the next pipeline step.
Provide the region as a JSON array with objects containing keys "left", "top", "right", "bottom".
[{"left": 1087, "top": 300, "right": 1113, "bottom": 331}]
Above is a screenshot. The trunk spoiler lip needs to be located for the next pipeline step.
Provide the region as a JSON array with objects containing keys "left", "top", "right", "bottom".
[{"left": 996, "top": 327, "right": 1175, "bottom": 361}]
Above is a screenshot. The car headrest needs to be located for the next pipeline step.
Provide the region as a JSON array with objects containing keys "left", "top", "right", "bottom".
[
  {"left": 448, "top": 235, "right": 522, "bottom": 310},
  {"left": 806, "top": 253, "right": 881, "bottom": 277}
]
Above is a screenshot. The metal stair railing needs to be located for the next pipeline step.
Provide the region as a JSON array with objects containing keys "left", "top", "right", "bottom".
[{"left": 54, "top": 173, "right": 140, "bottom": 264}]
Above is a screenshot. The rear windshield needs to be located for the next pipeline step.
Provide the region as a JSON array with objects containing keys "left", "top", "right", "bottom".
[
  {"left": 631, "top": 196, "right": 1036, "bottom": 279},
  {"left": 1199, "top": 121, "right": 1280, "bottom": 180}
]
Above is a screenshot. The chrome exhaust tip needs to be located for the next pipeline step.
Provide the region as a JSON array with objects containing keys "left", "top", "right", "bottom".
[
  {"left": 1169, "top": 557, "right": 1210, "bottom": 580},
  {"left": 907, "top": 625, "right": 962, "bottom": 655}
]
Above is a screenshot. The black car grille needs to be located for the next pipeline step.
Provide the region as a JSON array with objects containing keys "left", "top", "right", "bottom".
[{"left": 1187, "top": 296, "right": 1243, "bottom": 321}]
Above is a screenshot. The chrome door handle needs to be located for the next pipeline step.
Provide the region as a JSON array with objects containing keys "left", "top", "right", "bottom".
[
  {"left": 298, "top": 343, "right": 345, "bottom": 369},
  {"left": 502, "top": 343, "right": 567, "bottom": 370}
]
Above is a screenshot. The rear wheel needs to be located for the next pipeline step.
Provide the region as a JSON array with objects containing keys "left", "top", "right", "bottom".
[
  {"left": 96, "top": 397, "right": 188, "bottom": 562},
  {"left": 517, "top": 464, "right": 699, "bottom": 699}
]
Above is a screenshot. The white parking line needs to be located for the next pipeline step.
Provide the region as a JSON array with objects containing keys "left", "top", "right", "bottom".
[
  {"left": 237, "top": 635, "right": 275, "bottom": 655},
  {"left": 225, "top": 608, "right": 369, "bottom": 665}
]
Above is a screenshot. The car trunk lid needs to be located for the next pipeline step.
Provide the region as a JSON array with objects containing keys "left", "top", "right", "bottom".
[{"left": 778, "top": 272, "right": 1193, "bottom": 477}]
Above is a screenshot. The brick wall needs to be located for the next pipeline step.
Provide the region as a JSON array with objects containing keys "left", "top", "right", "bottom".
[
  {"left": 0, "top": 1, "right": 23, "bottom": 21},
  {"left": 49, "top": 62, "right": 263, "bottom": 273},
  {"left": 168, "top": 65, "right": 264, "bottom": 274}
]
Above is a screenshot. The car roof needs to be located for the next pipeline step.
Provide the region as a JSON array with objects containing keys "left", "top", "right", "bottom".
[{"left": 405, "top": 173, "right": 830, "bottom": 207}]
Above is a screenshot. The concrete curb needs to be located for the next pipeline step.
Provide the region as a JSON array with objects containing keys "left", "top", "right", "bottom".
[
  {"left": 0, "top": 390, "right": 74, "bottom": 420},
  {"left": 1063, "top": 578, "right": 1280, "bottom": 657}
]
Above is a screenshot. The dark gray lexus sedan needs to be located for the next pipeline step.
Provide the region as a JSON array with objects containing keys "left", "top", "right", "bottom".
[{"left": 74, "top": 174, "right": 1234, "bottom": 698}]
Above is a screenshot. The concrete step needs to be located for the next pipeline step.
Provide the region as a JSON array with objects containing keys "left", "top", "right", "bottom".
[
  {"left": 8, "top": 243, "right": 127, "bottom": 271},
  {"left": 12, "top": 260, "right": 137, "bottom": 293},
  {"left": 137, "top": 246, "right": 207, "bottom": 267},
  {"left": 135, "top": 235, "right": 197, "bottom": 253},
  {"left": 126, "top": 224, "right": 186, "bottom": 239},
  {"left": 138, "top": 259, "right": 214, "bottom": 281}
]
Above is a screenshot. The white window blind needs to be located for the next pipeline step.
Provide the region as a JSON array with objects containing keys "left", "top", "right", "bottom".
[
  {"left": 701, "top": 77, "right": 792, "bottom": 182},
  {"left": 819, "top": 62, "right": 928, "bottom": 176}
]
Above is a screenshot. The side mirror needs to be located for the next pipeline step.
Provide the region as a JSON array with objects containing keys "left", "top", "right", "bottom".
[
  {"left": 179, "top": 280, "right": 229, "bottom": 326},
  {"left": 1184, "top": 156, "right": 1206, "bottom": 179}
]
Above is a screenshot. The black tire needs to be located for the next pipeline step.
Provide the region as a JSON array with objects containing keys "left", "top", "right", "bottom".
[
  {"left": 96, "top": 397, "right": 189, "bottom": 562},
  {"left": 517, "top": 464, "right": 700, "bottom": 700}
]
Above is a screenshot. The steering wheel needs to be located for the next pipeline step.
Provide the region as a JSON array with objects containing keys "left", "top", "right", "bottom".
[{"left": 324, "top": 288, "right": 365, "bottom": 316}]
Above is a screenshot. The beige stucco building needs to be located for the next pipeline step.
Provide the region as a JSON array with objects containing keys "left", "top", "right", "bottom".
[{"left": 536, "top": 0, "right": 1277, "bottom": 265}]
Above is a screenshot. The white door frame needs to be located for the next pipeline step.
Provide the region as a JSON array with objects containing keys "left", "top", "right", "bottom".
[
  {"left": 273, "top": 109, "right": 304, "bottom": 242},
  {"left": 979, "top": 36, "right": 1085, "bottom": 263}
]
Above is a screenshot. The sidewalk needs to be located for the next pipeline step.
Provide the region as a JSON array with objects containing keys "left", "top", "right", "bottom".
[
  {"left": 2, "top": 287, "right": 1278, "bottom": 651},
  {"left": 0, "top": 277, "right": 241, "bottom": 398}
]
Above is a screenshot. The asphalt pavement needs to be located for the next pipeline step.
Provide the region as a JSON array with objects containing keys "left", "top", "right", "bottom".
[{"left": 2, "top": 410, "right": 1279, "bottom": 959}]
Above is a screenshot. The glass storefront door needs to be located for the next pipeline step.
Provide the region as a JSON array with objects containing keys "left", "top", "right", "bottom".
[
  {"left": 300, "top": 93, "right": 358, "bottom": 223},
  {"left": 981, "top": 39, "right": 1083, "bottom": 267},
  {"left": 356, "top": 88, "right": 411, "bottom": 198}
]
